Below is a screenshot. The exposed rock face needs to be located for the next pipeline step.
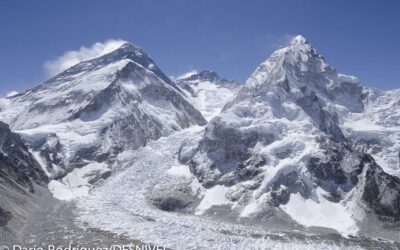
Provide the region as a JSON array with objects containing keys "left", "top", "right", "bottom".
[
  {"left": 182, "top": 35, "right": 400, "bottom": 233},
  {"left": 189, "top": 117, "right": 268, "bottom": 188},
  {"left": 0, "top": 206, "right": 12, "bottom": 226},
  {"left": 150, "top": 184, "right": 195, "bottom": 212},
  {"left": 362, "top": 154, "right": 400, "bottom": 218},
  {"left": 0, "top": 121, "right": 47, "bottom": 191},
  {"left": 0, "top": 121, "right": 47, "bottom": 229}
]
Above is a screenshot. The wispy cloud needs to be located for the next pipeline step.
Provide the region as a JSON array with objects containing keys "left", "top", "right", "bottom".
[
  {"left": 43, "top": 39, "right": 127, "bottom": 77},
  {"left": 254, "top": 33, "right": 295, "bottom": 51},
  {"left": 6, "top": 91, "right": 18, "bottom": 97},
  {"left": 174, "top": 69, "right": 198, "bottom": 81}
]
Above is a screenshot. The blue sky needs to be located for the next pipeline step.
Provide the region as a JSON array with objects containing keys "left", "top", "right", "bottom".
[{"left": 0, "top": 0, "right": 399, "bottom": 95}]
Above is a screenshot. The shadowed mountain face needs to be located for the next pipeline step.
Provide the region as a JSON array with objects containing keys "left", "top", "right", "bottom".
[
  {"left": 0, "top": 121, "right": 47, "bottom": 229},
  {"left": 0, "top": 121, "right": 47, "bottom": 191},
  {"left": 183, "top": 36, "right": 400, "bottom": 234}
]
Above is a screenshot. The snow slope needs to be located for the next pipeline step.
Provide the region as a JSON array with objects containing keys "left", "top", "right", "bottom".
[
  {"left": 344, "top": 88, "right": 400, "bottom": 177},
  {"left": 176, "top": 70, "right": 241, "bottom": 120}
]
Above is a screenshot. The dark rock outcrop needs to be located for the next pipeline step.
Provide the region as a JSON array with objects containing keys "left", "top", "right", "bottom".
[
  {"left": 188, "top": 117, "right": 269, "bottom": 188},
  {"left": 0, "top": 206, "right": 12, "bottom": 226},
  {"left": 0, "top": 121, "right": 48, "bottom": 229},
  {"left": 0, "top": 121, "right": 47, "bottom": 192},
  {"left": 362, "top": 154, "right": 400, "bottom": 219}
]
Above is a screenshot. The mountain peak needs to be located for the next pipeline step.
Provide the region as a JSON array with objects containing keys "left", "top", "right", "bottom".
[
  {"left": 102, "top": 41, "right": 147, "bottom": 63},
  {"left": 287, "top": 35, "right": 315, "bottom": 55},
  {"left": 43, "top": 40, "right": 174, "bottom": 88},
  {"left": 119, "top": 41, "right": 139, "bottom": 48},
  {"left": 286, "top": 35, "right": 316, "bottom": 55},
  {"left": 115, "top": 42, "right": 144, "bottom": 54},
  {"left": 242, "top": 35, "right": 365, "bottom": 111},
  {"left": 245, "top": 35, "right": 332, "bottom": 89},
  {"left": 290, "top": 35, "right": 308, "bottom": 46}
]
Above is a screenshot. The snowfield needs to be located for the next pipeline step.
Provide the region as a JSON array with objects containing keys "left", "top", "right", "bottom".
[
  {"left": 343, "top": 88, "right": 400, "bottom": 177},
  {"left": 176, "top": 70, "right": 241, "bottom": 121},
  {"left": 281, "top": 188, "right": 358, "bottom": 235},
  {"left": 181, "top": 80, "right": 240, "bottom": 121}
]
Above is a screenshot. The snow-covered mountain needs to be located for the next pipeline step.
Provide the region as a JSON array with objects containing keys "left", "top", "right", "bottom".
[
  {"left": 0, "top": 42, "right": 206, "bottom": 200},
  {"left": 176, "top": 70, "right": 241, "bottom": 120},
  {"left": 0, "top": 36, "right": 399, "bottom": 246},
  {"left": 182, "top": 35, "right": 400, "bottom": 235}
]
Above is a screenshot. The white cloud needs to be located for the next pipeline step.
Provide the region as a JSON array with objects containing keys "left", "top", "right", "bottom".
[
  {"left": 44, "top": 39, "right": 127, "bottom": 77},
  {"left": 6, "top": 91, "right": 18, "bottom": 97},
  {"left": 174, "top": 69, "right": 198, "bottom": 81}
]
